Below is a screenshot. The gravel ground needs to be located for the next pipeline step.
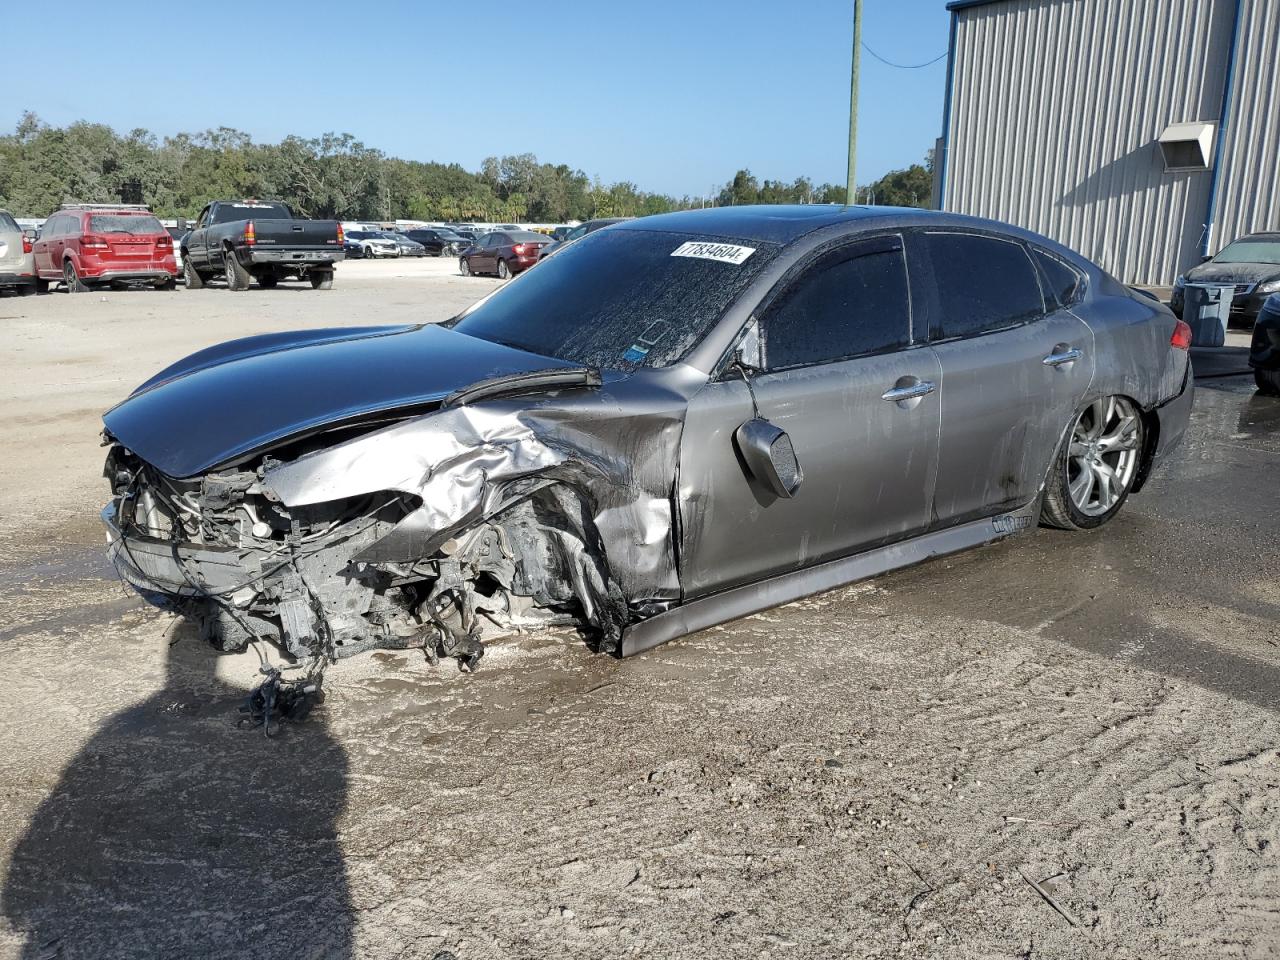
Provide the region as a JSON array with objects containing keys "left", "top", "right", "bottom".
[{"left": 0, "top": 259, "right": 1276, "bottom": 959}]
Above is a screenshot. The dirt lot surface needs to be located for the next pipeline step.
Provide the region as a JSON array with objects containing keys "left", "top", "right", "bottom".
[{"left": 0, "top": 259, "right": 1276, "bottom": 959}]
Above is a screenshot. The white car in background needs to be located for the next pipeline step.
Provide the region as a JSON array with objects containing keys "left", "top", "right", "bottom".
[{"left": 347, "top": 230, "right": 401, "bottom": 259}]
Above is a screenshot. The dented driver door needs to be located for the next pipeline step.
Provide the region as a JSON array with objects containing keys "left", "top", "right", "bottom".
[{"left": 677, "top": 234, "right": 941, "bottom": 599}]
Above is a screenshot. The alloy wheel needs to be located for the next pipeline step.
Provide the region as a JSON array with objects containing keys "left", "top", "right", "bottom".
[{"left": 1066, "top": 396, "right": 1141, "bottom": 517}]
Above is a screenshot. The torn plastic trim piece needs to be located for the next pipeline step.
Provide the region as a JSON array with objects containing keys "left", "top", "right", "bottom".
[
  {"left": 618, "top": 499, "right": 1041, "bottom": 656},
  {"left": 443, "top": 367, "right": 603, "bottom": 407}
]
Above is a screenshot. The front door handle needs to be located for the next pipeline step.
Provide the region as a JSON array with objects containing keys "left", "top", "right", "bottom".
[
  {"left": 881, "top": 380, "right": 936, "bottom": 403},
  {"left": 1043, "top": 347, "right": 1084, "bottom": 367}
]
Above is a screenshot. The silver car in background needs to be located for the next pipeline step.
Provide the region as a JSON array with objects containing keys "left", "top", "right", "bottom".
[
  {"left": 0, "top": 210, "right": 37, "bottom": 295},
  {"left": 99, "top": 205, "right": 1193, "bottom": 686}
]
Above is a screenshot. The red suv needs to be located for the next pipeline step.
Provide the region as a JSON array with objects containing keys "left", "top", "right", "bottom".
[{"left": 33, "top": 205, "right": 178, "bottom": 292}]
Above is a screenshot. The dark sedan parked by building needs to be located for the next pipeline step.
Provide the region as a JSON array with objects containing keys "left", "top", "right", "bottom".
[
  {"left": 459, "top": 230, "right": 552, "bottom": 278},
  {"left": 99, "top": 205, "right": 1192, "bottom": 691},
  {"left": 1172, "top": 231, "right": 1280, "bottom": 325}
]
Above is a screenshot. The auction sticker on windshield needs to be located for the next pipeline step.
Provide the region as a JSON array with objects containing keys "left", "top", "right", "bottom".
[{"left": 670, "top": 241, "right": 756, "bottom": 265}]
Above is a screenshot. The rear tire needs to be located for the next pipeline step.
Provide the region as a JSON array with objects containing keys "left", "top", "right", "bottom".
[
  {"left": 63, "top": 260, "right": 88, "bottom": 293},
  {"left": 309, "top": 270, "right": 334, "bottom": 290},
  {"left": 256, "top": 272, "right": 279, "bottom": 290},
  {"left": 155, "top": 277, "right": 177, "bottom": 291},
  {"left": 183, "top": 258, "right": 205, "bottom": 289},
  {"left": 17, "top": 283, "right": 35, "bottom": 297},
  {"left": 1256, "top": 367, "right": 1280, "bottom": 396},
  {"left": 497, "top": 258, "right": 511, "bottom": 280},
  {"left": 1041, "top": 396, "right": 1143, "bottom": 530},
  {"left": 224, "top": 249, "right": 251, "bottom": 292},
  {"left": 35, "top": 278, "right": 50, "bottom": 294}
]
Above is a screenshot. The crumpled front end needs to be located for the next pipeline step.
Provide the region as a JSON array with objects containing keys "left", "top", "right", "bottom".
[{"left": 102, "top": 395, "right": 681, "bottom": 671}]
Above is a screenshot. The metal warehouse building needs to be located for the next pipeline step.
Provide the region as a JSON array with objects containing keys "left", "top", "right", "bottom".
[{"left": 935, "top": 0, "right": 1280, "bottom": 285}]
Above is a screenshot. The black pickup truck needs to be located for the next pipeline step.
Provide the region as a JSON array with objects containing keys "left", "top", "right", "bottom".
[{"left": 181, "top": 200, "right": 344, "bottom": 291}]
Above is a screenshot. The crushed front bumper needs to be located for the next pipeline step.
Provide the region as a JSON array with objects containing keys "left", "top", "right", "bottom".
[{"left": 102, "top": 501, "right": 262, "bottom": 602}]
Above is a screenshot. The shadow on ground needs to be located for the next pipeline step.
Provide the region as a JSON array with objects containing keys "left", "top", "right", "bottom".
[{"left": 1, "top": 624, "right": 353, "bottom": 960}]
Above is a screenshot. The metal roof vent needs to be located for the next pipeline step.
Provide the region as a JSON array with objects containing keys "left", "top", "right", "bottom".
[{"left": 1158, "top": 122, "right": 1215, "bottom": 172}]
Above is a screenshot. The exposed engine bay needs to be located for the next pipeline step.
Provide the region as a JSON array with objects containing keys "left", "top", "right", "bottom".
[{"left": 102, "top": 405, "right": 643, "bottom": 682}]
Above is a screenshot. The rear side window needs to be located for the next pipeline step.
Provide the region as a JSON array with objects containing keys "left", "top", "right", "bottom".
[
  {"left": 762, "top": 237, "right": 911, "bottom": 370},
  {"left": 89, "top": 215, "right": 164, "bottom": 235},
  {"left": 1031, "top": 247, "right": 1084, "bottom": 307},
  {"left": 0, "top": 212, "right": 17, "bottom": 232},
  {"left": 923, "top": 232, "right": 1046, "bottom": 340}
]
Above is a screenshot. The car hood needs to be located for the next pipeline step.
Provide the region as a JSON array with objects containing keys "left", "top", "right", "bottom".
[
  {"left": 1186, "top": 260, "right": 1280, "bottom": 285},
  {"left": 103, "top": 323, "right": 580, "bottom": 478}
]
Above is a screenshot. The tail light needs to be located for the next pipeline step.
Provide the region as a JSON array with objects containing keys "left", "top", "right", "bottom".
[
  {"left": 336, "top": 223, "right": 345, "bottom": 245},
  {"left": 21, "top": 236, "right": 32, "bottom": 254},
  {"left": 244, "top": 221, "right": 256, "bottom": 246},
  {"left": 512, "top": 243, "right": 527, "bottom": 255},
  {"left": 82, "top": 235, "right": 109, "bottom": 251},
  {"left": 1170, "top": 319, "right": 1193, "bottom": 351},
  {"left": 156, "top": 234, "right": 172, "bottom": 249}
]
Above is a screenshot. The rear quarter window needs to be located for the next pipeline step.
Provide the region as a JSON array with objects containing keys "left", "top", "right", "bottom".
[
  {"left": 922, "top": 232, "right": 1047, "bottom": 340},
  {"left": 1031, "top": 247, "right": 1085, "bottom": 307},
  {"left": 0, "top": 212, "right": 18, "bottom": 232}
]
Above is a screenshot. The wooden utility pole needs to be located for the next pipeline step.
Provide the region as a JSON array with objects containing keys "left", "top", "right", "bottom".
[{"left": 846, "top": 0, "right": 862, "bottom": 205}]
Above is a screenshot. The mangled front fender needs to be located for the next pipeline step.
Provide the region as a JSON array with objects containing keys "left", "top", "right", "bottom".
[{"left": 261, "top": 390, "right": 686, "bottom": 604}]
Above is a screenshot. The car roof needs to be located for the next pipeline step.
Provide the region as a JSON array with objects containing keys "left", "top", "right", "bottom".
[
  {"left": 1236, "top": 232, "right": 1280, "bottom": 241},
  {"left": 611, "top": 204, "right": 964, "bottom": 244}
]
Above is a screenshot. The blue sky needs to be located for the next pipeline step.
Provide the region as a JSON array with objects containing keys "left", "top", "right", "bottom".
[{"left": 1, "top": 0, "right": 952, "bottom": 197}]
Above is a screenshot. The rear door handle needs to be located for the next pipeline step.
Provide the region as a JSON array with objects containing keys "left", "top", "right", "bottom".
[
  {"left": 1043, "top": 347, "right": 1083, "bottom": 367},
  {"left": 881, "top": 380, "right": 936, "bottom": 402}
]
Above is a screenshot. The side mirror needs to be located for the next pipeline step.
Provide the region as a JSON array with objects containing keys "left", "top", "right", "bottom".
[
  {"left": 1200, "top": 254, "right": 1213, "bottom": 263},
  {"left": 735, "top": 417, "right": 803, "bottom": 499},
  {"left": 176, "top": 217, "right": 188, "bottom": 232}
]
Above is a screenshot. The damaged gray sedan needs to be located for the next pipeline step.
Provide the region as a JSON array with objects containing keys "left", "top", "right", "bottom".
[{"left": 101, "top": 205, "right": 1194, "bottom": 681}]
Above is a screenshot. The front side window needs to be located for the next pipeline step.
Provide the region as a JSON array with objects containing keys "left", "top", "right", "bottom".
[
  {"left": 923, "top": 232, "right": 1046, "bottom": 340},
  {"left": 761, "top": 237, "right": 912, "bottom": 370}
]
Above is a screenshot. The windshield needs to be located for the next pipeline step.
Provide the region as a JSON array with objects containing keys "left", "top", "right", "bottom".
[
  {"left": 89, "top": 214, "right": 164, "bottom": 235},
  {"left": 451, "top": 228, "right": 779, "bottom": 370},
  {"left": 1214, "top": 238, "right": 1280, "bottom": 265},
  {"left": 212, "top": 202, "right": 292, "bottom": 224}
]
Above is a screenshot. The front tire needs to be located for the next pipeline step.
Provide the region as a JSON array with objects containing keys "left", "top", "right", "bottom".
[
  {"left": 183, "top": 258, "right": 205, "bottom": 289},
  {"left": 224, "top": 249, "right": 251, "bottom": 292},
  {"left": 459, "top": 258, "right": 471, "bottom": 277},
  {"left": 1041, "top": 396, "right": 1143, "bottom": 530},
  {"left": 63, "top": 260, "right": 88, "bottom": 293},
  {"left": 1256, "top": 367, "right": 1280, "bottom": 396}
]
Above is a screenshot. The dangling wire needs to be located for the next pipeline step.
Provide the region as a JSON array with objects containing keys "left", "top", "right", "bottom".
[{"left": 862, "top": 43, "right": 947, "bottom": 69}]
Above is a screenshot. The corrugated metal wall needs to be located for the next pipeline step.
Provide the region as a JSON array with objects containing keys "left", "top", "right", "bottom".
[
  {"left": 943, "top": 0, "right": 1237, "bottom": 285},
  {"left": 1211, "top": 0, "right": 1280, "bottom": 252}
]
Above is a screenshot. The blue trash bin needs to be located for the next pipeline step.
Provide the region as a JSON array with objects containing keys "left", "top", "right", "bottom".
[{"left": 1183, "top": 282, "right": 1234, "bottom": 347}]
